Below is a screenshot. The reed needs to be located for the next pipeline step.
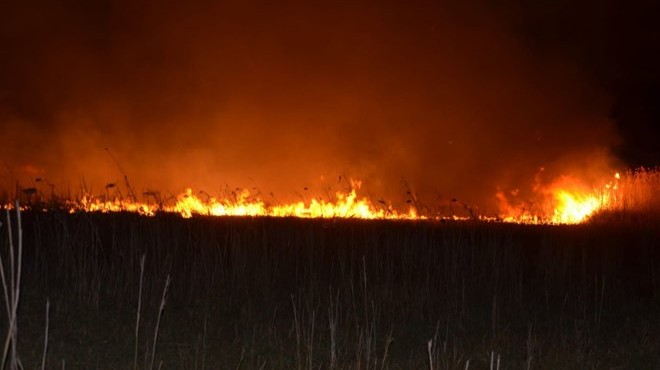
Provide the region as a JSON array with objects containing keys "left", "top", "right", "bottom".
[{"left": 0, "top": 193, "right": 658, "bottom": 368}]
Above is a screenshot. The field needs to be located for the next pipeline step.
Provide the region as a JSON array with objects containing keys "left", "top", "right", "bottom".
[{"left": 1, "top": 207, "right": 659, "bottom": 369}]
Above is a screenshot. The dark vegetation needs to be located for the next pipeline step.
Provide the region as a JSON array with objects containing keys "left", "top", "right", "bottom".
[{"left": 1, "top": 209, "right": 659, "bottom": 369}]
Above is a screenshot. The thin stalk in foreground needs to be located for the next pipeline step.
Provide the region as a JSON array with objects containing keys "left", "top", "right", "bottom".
[
  {"left": 135, "top": 254, "right": 146, "bottom": 370},
  {"left": 41, "top": 299, "right": 50, "bottom": 370},
  {"left": 150, "top": 275, "right": 171, "bottom": 370},
  {"left": 1, "top": 202, "right": 23, "bottom": 369}
]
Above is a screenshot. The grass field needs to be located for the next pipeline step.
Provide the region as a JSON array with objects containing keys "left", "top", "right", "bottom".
[{"left": 0, "top": 207, "right": 658, "bottom": 369}]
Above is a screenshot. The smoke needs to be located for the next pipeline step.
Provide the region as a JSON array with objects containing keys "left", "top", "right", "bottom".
[{"left": 0, "top": 0, "right": 620, "bottom": 211}]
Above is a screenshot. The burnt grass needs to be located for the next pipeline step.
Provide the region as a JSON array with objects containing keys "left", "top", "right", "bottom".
[{"left": 2, "top": 210, "right": 660, "bottom": 369}]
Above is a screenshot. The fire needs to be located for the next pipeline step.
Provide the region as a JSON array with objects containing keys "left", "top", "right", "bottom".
[
  {"left": 552, "top": 190, "right": 603, "bottom": 224},
  {"left": 69, "top": 182, "right": 421, "bottom": 220},
  {"left": 498, "top": 171, "right": 622, "bottom": 224},
  {"left": 69, "top": 172, "right": 620, "bottom": 223},
  {"left": 173, "top": 188, "right": 268, "bottom": 218},
  {"left": 7, "top": 169, "right": 657, "bottom": 224}
]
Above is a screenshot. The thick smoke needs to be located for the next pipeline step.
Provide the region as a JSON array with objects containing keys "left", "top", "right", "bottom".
[{"left": 0, "top": 0, "right": 619, "bottom": 211}]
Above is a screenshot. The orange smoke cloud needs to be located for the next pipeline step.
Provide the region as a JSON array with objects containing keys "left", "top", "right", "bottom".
[{"left": 0, "top": 0, "right": 620, "bottom": 212}]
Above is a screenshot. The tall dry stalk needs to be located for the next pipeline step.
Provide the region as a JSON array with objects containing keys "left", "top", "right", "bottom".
[
  {"left": 41, "top": 299, "right": 50, "bottom": 370},
  {"left": 149, "top": 274, "right": 171, "bottom": 370},
  {"left": 306, "top": 310, "right": 315, "bottom": 370},
  {"left": 1, "top": 202, "right": 23, "bottom": 370},
  {"left": 0, "top": 210, "right": 12, "bottom": 367},
  {"left": 291, "top": 295, "right": 302, "bottom": 370},
  {"left": 380, "top": 327, "right": 393, "bottom": 370},
  {"left": 328, "top": 289, "right": 338, "bottom": 369},
  {"left": 135, "top": 254, "right": 146, "bottom": 370},
  {"left": 427, "top": 340, "right": 434, "bottom": 370}
]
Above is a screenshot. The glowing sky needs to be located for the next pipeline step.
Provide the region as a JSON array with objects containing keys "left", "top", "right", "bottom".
[{"left": 1, "top": 0, "right": 656, "bottom": 210}]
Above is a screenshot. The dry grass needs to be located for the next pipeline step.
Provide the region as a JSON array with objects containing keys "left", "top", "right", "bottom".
[
  {"left": 0, "top": 168, "right": 658, "bottom": 368},
  {"left": 591, "top": 167, "right": 660, "bottom": 223},
  {"left": 0, "top": 210, "right": 655, "bottom": 368},
  {"left": 611, "top": 167, "right": 660, "bottom": 212},
  {"left": 1, "top": 203, "right": 23, "bottom": 370}
]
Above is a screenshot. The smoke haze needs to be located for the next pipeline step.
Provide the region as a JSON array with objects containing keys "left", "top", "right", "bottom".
[{"left": 0, "top": 0, "right": 620, "bottom": 211}]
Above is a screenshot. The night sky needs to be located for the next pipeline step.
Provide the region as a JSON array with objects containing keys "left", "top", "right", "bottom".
[{"left": 1, "top": 0, "right": 658, "bottom": 209}]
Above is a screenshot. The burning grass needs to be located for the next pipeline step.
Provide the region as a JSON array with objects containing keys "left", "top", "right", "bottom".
[
  {"left": 497, "top": 167, "right": 659, "bottom": 224},
  {"left": 0, "top": 167, "right": 657, "bottom": 367},
  {"left": 7, "top": 168, "right": 659, "bottom": 225}
]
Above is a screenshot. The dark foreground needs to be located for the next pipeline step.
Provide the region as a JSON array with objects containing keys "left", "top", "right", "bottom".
[{"left": 1, "top": 211, "right": 659, "bottom": 369}]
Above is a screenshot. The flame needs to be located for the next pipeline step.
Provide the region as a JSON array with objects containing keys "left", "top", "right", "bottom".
[
  {"left": 497, "top": 171, "right": 622, "bottom": 224},
  {"left": 551, "top": 189, "right": 603, "bottom": 224},
  {"left": 71, "top": 172, "right": 618, "bottom": 224},
  {"left": 68, "top": 182, "right": 422, "bottom": 220},
  {"left": 6, "top": 169, "right": 657, "bottom": 224}
]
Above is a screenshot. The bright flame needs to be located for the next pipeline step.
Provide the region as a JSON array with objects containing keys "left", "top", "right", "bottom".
[
  {"left": 7, "top": 169, "right": 657, "bottom": 224},
  {"left": 552, "top": 189, "right": 602, "bottom": 224},
  {"left": 71, "top": 172, "right": 619, "bottom": 224},
  {"left": 67, "top": 182, "right": 422, "bottom": 220},
  {"left": 498, "top": 171, "right": 622, "bottom": 224}
]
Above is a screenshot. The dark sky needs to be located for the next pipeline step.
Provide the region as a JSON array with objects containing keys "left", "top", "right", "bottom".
[{"left": 0, "top": 0, "right": 657, "bottom": 210}]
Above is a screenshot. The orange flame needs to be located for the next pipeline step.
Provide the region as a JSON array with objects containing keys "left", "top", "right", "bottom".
[
  {"left": 69, "top": 181, "right": 421, "bottom": 220},
  {"left": 497, "top": 171, "right": 621, "bottom": 224},
  {"left": 8, "top": 169, "right": 657, "bottom": 224}
]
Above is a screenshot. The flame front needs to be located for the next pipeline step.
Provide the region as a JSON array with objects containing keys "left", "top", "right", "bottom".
[
  {"left": 70, "top": 183, "right": 421, "bottom": 220},
  {"left": 551, "top": 190, "right": 603, "bottom": 224},
  {"left": 498, "top": 171, "right": 624, "bottom": 224},
  {"left": 74, "top": 173, "right": 617, "bottom": 223},
  {"left": 10, "top": 169, "right": 657, "bottom": 224}
]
